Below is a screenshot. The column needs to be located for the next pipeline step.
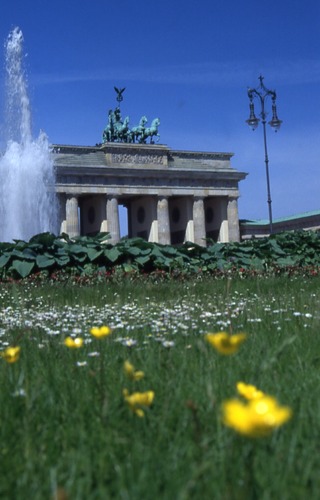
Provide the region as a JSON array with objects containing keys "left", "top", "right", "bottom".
[
  {"left": 66, "top": 195, "right": 80, "bottom": 238},
  {"left": 106, "top": 196, "right": 120, "bottom": 244},
  {"left": 193, "top": 197, "right": 206, "bottom": 247},
  {"left": 185, "top": 197, "right": 194, "bottom": 242},
  {"left": 227, "top": 197, "right": 240, "bottom": 242},
  {"left": 157, "top": 196, "right": 171, "bottom": 245},
  {"left": 59, "top": 194, "right": 67, "bottom": 234},
  {"left": 149, "top": 197, "right": 159, "bottom": 243}
]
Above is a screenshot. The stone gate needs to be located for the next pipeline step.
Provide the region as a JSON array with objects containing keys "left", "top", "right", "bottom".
[{"left": 53, "top": 142, "right": 247, "bottom": 246}]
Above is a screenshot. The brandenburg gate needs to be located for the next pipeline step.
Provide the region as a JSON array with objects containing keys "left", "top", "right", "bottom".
[{"left": 53, "top": 94, "right": 247, "bottom": 246}]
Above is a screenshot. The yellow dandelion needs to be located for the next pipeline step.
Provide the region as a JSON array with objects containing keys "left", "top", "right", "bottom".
[
  {"left": 64, "top": 337, "right": 84, "bottom": 348},
  {"left": 124, "top": 360, "right": 144, "bottom": 381},
  {"left": 205, "top": 332, "right": 246, "bottom": 355},
  {"left": 1, "top": 346, "right": 21, "bottom": 363},
  {"left": 123, "top": 388, "right": 155, "bottom": 417},
  {"left": 236, "top": 381, "right": 265, "bottom": 400},
  {"left": 222, "top": 395, "right": 292, "bottom": 438},
  {"left": 90, "top": 326, "right": 112, "bottom": 339}
]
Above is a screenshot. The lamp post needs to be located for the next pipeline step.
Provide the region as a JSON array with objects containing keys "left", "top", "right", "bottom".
[{"left": 246, "top": 75, "right": 282, "bottom": 235}]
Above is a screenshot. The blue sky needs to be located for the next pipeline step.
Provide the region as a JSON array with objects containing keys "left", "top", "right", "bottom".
[{"left": 1, "top": 0, "right": 320, "bottom": 223}]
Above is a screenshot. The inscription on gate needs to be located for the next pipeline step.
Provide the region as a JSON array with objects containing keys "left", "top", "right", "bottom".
[{"left": 111, "top": 153, "right": 166, "bottom": 165}]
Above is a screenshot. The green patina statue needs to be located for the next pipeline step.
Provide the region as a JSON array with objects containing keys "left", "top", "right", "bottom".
[{"left": 102, "top": 87, "right": 160, "bottom": 144}]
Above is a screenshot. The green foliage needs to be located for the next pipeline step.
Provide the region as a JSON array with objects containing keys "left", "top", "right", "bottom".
[{"left": 1, "top": 230, "right": 320, "bottom": 279}]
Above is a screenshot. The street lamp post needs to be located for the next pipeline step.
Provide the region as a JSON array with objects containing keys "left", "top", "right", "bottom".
[{"left": 246, "top": 75, "right": 282, "bottom": 235}]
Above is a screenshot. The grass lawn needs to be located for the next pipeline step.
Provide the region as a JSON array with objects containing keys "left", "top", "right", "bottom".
[{"left": 0, "top": 277, "right": 320, "bottom": 499}]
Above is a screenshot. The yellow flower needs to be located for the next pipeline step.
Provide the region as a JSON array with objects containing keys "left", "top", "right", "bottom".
[
  {"left": 222, "top": 395, "right": 292, "bottom": 437},
  {"left": 236, "top": 381, "right": 265, "bottom": 400},
  {"left": 124, "top": 360, "right": 144, "bottom": 381},
  {"left": 205, "top": 332, "right": 246, "bottom": 355},
  {"left": 123, "top": 388, "right": 155, "bottom": 417},
  {"left": 90, "top": 326, "right": 112, "bottom": 339},
  {"left": 64, "top": 337, "right": 84, "bottom": 348},
  {"left": 1, "top": 346, "right": 21, "bottom": 363}
]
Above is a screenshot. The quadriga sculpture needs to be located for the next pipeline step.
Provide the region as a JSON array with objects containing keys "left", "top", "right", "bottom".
[{"left": 102, "top": 107, "right": 160, "bottom": 144}]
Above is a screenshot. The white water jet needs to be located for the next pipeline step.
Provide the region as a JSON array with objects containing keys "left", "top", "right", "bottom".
[{"left": 0, "top": 27, "right": 58, "bottom": 242}]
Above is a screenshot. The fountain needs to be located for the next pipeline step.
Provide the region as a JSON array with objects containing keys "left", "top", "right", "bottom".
[{"left": 0, "top": 27, "right": 58, "bottom": 242}]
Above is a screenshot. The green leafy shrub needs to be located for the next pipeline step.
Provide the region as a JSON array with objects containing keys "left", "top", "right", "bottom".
[{"left": 1, "top": 230, "right": 320, "bottom": 280}]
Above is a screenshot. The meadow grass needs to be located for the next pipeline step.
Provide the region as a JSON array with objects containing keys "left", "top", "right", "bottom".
[{"left": 0, "top": 276, "right": 320, "bottom": 499}]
